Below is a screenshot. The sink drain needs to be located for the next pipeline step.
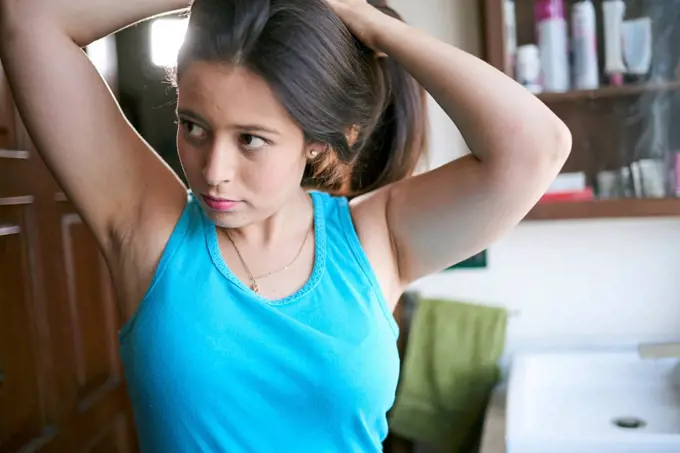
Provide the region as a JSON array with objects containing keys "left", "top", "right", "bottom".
[{"left": 612, "top": 417, "right": 646, "bottom": 429}]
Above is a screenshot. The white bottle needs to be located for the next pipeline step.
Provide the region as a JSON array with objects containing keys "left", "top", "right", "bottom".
[
  {"left": 516, "top": 44, "right": 543, "bottom": 94},
  {"left": 504, "top": 0, "right": 517, "bottom": 77},
  {"left": 571, "top": 0, "right": 599, "bottom": 89},
  {"left": 602, "top": 0, "right": 626, "bottom": 85},
  {"left": 535, "top": 0, "right": 571, "bottom": 92}
]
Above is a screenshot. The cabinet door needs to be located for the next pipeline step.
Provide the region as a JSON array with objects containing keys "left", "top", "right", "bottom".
[
  {"left": 0, "top": 58, "right": 137, "bottom": 453},
  {"left": 0, "top": 179, "right": 49, "bottom": 451}
]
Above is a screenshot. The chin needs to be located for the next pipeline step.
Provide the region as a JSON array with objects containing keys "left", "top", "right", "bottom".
[
  {"left": 210, "top": 213, "right": 251, "bottom": 229},
  {"left": 198, "top": 204, "right": 248, "bottom": 228}
]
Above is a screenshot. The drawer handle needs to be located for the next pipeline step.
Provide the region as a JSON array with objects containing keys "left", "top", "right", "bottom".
[{"left": 0, "top": 223, "right": 21, "bottom": 236}]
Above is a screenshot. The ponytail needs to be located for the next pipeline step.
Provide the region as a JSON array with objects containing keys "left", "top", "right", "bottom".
[{"left": 348, "top": 2, "right": 429, "bottom": 197}]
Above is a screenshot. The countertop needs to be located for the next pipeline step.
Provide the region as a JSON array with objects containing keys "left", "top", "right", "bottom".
[{"left": 479, "top": 384, "right": 507, "bottom": 453}]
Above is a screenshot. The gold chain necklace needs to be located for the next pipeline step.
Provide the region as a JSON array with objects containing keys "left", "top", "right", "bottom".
[{"left": 225, "top": 222, "right": 312, "bottom": 295}]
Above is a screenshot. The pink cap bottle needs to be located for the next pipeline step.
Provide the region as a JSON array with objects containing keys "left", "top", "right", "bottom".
[
  {"left": 535, "top": 0, "right": 566, "bottom": 21},
  {"left": 535, "top": 0, "right": 570, "bottom": 92}
]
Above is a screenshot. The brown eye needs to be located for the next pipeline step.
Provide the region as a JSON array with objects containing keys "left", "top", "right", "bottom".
[
  {"left": 240, "top": 134, "right": 267, "bottom": 150},
  {"left": 179, "top": 119, "right": 207, "bottom": 140}
]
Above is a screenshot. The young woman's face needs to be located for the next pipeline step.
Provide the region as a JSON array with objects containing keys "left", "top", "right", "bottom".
[{"left": 176, "top": 62, "right": 311, "bottom": 228}]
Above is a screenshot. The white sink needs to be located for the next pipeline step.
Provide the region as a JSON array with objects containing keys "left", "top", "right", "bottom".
[{"left": 506, "top": 351, "right": 680, "bottom": 453}]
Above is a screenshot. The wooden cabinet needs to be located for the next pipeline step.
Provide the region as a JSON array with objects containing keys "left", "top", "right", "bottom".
[
  {"left": 482, "top": 0, "right": 680, "bottom": 220},
  {"left": 0, "top": 54, "right": 137, "bottom": 452}
]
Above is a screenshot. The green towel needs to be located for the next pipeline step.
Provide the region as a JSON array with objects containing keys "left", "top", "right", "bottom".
[{"left": 388, "top": 299, "right": 507, "bottom": 453}]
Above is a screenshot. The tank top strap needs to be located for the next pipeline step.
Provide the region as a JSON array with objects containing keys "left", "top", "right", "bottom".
[{"left": 314, "top": 191, "right": 399, "bottom": 337}]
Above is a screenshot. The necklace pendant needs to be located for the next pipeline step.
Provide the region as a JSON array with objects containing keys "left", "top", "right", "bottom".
[{"left": 251, "top": 280, "right": 260, "bottom": 295}]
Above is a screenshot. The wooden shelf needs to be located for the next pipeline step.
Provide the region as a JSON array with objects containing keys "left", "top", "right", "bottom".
[
  {"left": 525, "top": 198, "right": 680, "bottom": 221},
  {"left": 480, "top": 1, "right": 680, "bottom": 222},
  {"left": 537, "top": 81, "right": 680, "bottom": 103}
]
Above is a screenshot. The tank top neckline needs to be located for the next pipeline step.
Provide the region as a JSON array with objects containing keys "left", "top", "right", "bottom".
[{"left": 202, "top": 191, "right": 327, "bottom": 306}]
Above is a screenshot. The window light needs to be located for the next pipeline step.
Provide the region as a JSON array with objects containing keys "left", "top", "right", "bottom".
[{"left": 150, "top": 18, "right": 189, "bottom": 67}]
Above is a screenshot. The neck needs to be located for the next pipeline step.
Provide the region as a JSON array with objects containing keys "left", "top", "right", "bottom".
[{"left": 227, "top": 188, "right": 312, "bottom": 247}]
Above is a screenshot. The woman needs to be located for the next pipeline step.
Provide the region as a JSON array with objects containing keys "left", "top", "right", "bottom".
[{"left": 0, "top": 0, "right": 571, "bottom": 451}]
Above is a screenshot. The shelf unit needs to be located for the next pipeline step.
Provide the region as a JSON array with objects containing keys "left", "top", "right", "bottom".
[
  {"left": 482, "top": 0, "right": 680, "bottom": 221},
  {"left": 537, "top": 80, "right": 680, "bottom": 103},
  {"left": 526, "top": 198, "right": 680, "bottom": 220}
]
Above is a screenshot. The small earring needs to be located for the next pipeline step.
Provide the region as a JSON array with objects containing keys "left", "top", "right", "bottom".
[{"left": 309, "top": 150, "right": 318, "bottom": 158}]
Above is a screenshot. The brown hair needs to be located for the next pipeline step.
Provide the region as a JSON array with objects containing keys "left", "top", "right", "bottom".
[{"left": 176, "top": 0, "right": 428, "bottom": 197}]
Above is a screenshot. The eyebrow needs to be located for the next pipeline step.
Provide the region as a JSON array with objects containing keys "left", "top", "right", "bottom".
[{"left": 176, "top": 108, "right": 281, "bottom": 136}]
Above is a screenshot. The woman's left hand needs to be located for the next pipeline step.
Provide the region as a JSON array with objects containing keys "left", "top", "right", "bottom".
[{"left": 324, "top": 0, "right": 387, "bottom": 51}]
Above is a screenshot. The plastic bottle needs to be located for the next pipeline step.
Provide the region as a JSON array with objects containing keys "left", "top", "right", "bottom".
[
  {"left": 602, "top": 0, "right": 626, "bottom": 86},
  {"left": 516, "top": 44, "right": 543, "bottom": 94},
  {"left": 535, "top": 0, "right": 570, "bottom": 92},
  {"left": 571, "top": 0, "right": 599, "bottom": 89},
  {"left": 504, "top": 0, "right": 517, "bottom": 77}
]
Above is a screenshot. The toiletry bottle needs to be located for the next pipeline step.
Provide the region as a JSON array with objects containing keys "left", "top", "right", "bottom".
[
  {"left": 504, "top": 0, "right": 517, "bottom": 77},
  {"left": 535, "top": 0, "right": 570, "bottom": 92},
  {"left": 572, "top": 0, "right": 599, "bottom": 89},
  {"left": 503, "top": 0, "right": 517, "bottom": 77},
  {"left": 516, "top": 44, "right": 543, "bottom": 94},
  {"left": 602, "top": 0, "right": 626, "bottom": 86},
  {"left": 621, "top": 17, "right": 653, "bottom": 77}
]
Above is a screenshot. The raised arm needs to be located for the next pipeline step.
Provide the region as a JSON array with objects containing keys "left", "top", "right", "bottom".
[
  {"left": 330, "top": 1, "right": 572, "bottom": 302},
  {"left": 0, "top": 0, "right": 189, "bottom": 301}
]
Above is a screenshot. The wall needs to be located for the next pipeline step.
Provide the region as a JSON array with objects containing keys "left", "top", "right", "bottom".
[
  {"left": 399, "top": 0, "right": 479, "bottom": 172},
  {"left": 391, "top": 0, "right": 680, "bottom": 351}
]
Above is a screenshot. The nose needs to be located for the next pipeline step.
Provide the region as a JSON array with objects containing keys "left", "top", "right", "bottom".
[{"left": 202, "top": 140, "right": 238, "bottom": 186}]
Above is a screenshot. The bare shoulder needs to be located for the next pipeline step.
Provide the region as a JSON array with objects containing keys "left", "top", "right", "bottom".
[{"left": 348, "top": 186, "right": 402, "bottom": 310}]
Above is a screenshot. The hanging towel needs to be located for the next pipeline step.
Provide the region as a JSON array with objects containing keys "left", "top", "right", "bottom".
[{"left": 388, "top": 299, "right": 507, "bottom": 453}]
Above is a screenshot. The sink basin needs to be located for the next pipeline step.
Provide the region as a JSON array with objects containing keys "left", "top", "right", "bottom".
[{"left": 506, "top": 351, "right": 680, "bottom": 453}]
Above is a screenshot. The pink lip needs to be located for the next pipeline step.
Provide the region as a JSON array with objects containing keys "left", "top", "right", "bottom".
[{"left": 201, "top": 194, "right": 240, "bottom": 212}]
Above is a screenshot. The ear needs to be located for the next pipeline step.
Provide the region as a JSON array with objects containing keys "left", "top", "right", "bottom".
[{"left": 346, "top": 125, "right": 361, "bottom": 147}]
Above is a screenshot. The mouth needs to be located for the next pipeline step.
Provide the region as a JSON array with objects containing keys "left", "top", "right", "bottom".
[{"left": 201, "top": 194, "right": 240, "bottom": 212}]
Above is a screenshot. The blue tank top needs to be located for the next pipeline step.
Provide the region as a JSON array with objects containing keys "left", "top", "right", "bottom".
[{"left": 119, "top": 191, "right": 400, "bottom": 453}]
